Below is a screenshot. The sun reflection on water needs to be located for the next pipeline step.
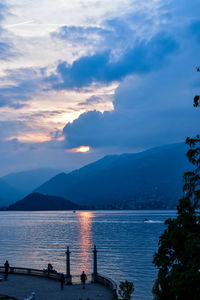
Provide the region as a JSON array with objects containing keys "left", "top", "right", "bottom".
[{"left": 77, "top": 211, "right": 93, "bottom": 273}]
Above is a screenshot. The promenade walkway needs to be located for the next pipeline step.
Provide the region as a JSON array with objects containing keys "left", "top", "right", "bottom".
[{"left": 0, "top": 274, "right": 113, "bottom": 300}]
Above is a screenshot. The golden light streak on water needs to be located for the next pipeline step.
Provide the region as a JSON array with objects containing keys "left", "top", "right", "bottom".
[{"left": 77, "top": 211, "right": 93, "bottom": 274}]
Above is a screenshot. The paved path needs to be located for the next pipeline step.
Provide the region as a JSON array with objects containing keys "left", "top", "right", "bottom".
[{"left": 0, "top": 274, "right": 113, "bottom": 300}]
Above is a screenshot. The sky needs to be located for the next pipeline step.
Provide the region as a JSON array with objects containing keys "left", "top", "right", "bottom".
[{"left": 0, "top": 0, "right": 199, "bottom": 176}]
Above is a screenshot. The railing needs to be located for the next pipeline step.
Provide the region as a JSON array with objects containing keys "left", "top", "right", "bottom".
[
  {"left": 93, "top": 273, "right": 118, "bottom": 298},
  {"left": 0, "top": 267, "right": 118, "bottom": 296},
  {"left": 0, "top": 266, "right": 62, "bottom": 281},
  {"left": 71, "top": 274, "right": 92, "bottom": 284}
]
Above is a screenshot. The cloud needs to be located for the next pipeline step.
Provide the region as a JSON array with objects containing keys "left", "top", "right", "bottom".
[
  {"left": 52, "top": 16, "right": 138, "bottom": 54},
  {"left": 63, "top": 107, "right": 199, "bottom": 151},
  {"left": 0, "top": 3, "right": 8, "bottom": 21},
  {"left": 0, "top": 4, "right": 16, "bottom": 60},
  {"left": 0, "top": 0, "right": 200, "bottom": 176},
  {"left": 0, "top": 41, "right": 12, "bottom": 60},
  {"left": 52, "top": 1, "right": 175, "bottom": 52},
  {"left": 169, "top": 0, "right": 200, "bottom": 20},
  {"left": 189, "top": 20, "right": 200, "bottom": 43},
  {"left": 49, "top": 32, "right": 178, "bottom": 89},
  {"left": 78, "top": 95, "right": 104, "bottom": 106},
  {"left": 0, "top": 135, "right": 102, "bottom": 177},
  {"left": 0, "top": 26, "right": 13, "bottom": 60},
  {"left": 62, "top": 23, "right": 200, "bottom": 151},
  {"left": 0, "top": 120, "right": 31, "bottom": 140},
  {"left": 52, "top": 25, "right": 109, "bottom": 46},
  {"left": 0, "top": 68, "right": 45, "bottom": 108}
]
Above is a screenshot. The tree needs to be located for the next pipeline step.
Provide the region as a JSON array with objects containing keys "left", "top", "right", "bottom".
[
  {"left": 118, "top": 280, "right": 134, "bottom": 300},
  {"left": 152, "top": 69, "right": 200, "bottom": 300}
]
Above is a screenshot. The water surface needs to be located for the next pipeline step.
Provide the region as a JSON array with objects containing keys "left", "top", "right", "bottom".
[{"left": 0, "top": 210, "right": 176, "bottom": 299}]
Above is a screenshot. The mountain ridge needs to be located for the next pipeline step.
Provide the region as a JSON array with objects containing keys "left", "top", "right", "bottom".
[
  {"left": 0, "top": 178, "right": 23, "bottom": 207},
  {"left": 35, "top": 143, "right": 190, "bottom": 209},
  {"left": 2, "top": 168, "right": 62, "bottom": 198},
  {"left": 7, "top": 193, "right": 84, "bottom": 211}
]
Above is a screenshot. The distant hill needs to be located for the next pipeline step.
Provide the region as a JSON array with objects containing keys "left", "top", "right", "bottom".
[
  {"left": 2, "top": 168, "right": 61, "bottom": 197},
  {"left": 0, "top": 178, "right": 22, "bottom": 207},
  {"left": 7, "top": 193, "right": 83, "bottom": 211},
  {"left": 35, "top": 143, "right": 191, "bottom": 209}
]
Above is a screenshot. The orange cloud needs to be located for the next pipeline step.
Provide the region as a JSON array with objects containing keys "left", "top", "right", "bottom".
[
  {"left": 6, "top": 133, "right": 52, "bottom": 143},
  {"left": 56, "top": 136, "right": 65, "bottom": 141}
]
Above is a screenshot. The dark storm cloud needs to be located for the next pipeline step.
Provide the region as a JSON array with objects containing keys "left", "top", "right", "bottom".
[{"left": 49, "top": 32, "right": 178, "bottom": 89}]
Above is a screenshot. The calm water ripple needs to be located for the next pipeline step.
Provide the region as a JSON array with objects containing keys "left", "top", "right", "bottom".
[{"left": 0, "top": 210, "right": 176, "bottom": 299}]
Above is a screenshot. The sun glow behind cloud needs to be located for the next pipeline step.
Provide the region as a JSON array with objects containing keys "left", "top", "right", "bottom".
[{"left": 70, "top": 146, "right": 90, "bottom": 153}]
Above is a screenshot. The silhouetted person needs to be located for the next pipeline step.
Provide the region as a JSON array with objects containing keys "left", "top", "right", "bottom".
[
  {"left": 47, "top": 263, "right": 53, "bottom": 275},
  {"left": 4, "top": 260, "right": 9, "bottom": 280},
  {"left": 80, "top": 271, "right": 87, "bottom": 289},
  {"left": 60, "top": 274, "right": 65, "bottom": 290}
]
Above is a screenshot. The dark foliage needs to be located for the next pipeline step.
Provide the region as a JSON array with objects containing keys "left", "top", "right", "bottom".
[
  {"left": 153, "top": 70, "right": 200, "bottom": 300},
  {"left": 194, "top": 67, "right": 200, "bottom": 107},
  {"left": 118, "top": 280, "right": 134, "bottom": 300}
]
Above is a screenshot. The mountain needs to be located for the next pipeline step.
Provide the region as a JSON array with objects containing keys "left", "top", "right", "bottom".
[
  {"left": 2, "top": 168, "right": 61, "bottom": 196},
  {"left": 7, "top": 193, "right": 83, "bottom": 211},
  {"left": 35, "top": 143, "right": 191, "bottom": 209},
  {"left": 0, "top": 178, "right": 22, "bottom": 207}
]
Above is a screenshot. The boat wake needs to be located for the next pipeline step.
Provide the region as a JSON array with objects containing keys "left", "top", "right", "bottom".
[{"left": 143, "top": 219, "right": 163, "bottom": 223}]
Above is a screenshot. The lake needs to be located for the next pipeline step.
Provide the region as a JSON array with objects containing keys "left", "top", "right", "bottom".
[{"left": 0, "top": 210, "right": 176, "bottom": 299}]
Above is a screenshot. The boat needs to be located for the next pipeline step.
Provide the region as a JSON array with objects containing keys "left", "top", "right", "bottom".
[{"left": 143, "top": 218, "right": 149, "bottom": 223}]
